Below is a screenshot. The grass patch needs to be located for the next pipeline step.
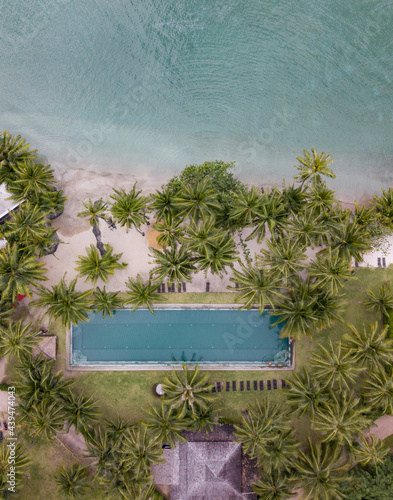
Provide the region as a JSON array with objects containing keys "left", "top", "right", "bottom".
[
  {"left": 18, "top": 438, "right": 102, "bottom": 500},
  {"left": 14, "top": 268, "right": 393, "bottom": 497}
]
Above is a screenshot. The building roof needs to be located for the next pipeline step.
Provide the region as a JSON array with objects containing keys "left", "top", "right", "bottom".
[
  {"left": 32, "top": 335, "right": 57, "bottom": 360},
  {"left": 152, "top": 424, "right": 256, "bottom": 499}
]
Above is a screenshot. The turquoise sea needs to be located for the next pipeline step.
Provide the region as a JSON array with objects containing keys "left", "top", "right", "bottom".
[{"left": 0, "top": 1, "right": 392, "bottom": 198}]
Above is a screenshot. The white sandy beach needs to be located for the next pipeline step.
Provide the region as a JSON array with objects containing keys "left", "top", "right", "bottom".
[{"left": 37, "top": 167, "right": 393, "bottom": 301}]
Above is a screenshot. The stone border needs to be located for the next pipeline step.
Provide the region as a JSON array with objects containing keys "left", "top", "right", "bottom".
[{"left": 66, "top": 305, "right": 295, "bottom": 372}]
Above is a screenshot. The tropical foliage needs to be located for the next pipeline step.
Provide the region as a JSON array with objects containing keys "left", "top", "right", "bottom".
[
  {"left": 125, "top": 274, "right": 166, "bottom": 313},
  {"left": 32, "top": 276, "right": 93, "bottom": 328},
  {"left": 0, "top": 319, "right": 40, "bottom": 361},
  {"left": 110, "top": 183, "right": 148, "bottom": 231},
  {"left": 75, "top": 244, "right": 127, "bottom": 283},
  {"left": 162, "top": 364, "right": 214, "bottom": 418},
  {"left": 92, "top": 286, "right": 124, "bottom": 318},
  {"left": 55, "top": 464, "right": 90, "bottom": 499},
  {"left": 0, "top": 244, "right": 48, "bottom": 302}
]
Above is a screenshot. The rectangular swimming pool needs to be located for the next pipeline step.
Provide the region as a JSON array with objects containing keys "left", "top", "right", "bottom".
[{"left": 70, "top": 308, "right": 290, "bottom": 367}]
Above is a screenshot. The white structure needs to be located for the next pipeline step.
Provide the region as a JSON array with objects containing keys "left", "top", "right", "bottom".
[{"left": 0, "top": 183, "right": 20, "bottom": 222}]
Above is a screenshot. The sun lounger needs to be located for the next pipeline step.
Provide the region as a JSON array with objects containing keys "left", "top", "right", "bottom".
[
  {"left": 226, "top": 381, "right": 230, "bottom": 392},
  {"left": 259, "top": 380, "right": 264, "bottom": 391},
  {"left": 281, "top": 379, "right": 286, "bottom": 388},
  {"left": 232, "top": 381, "right": 237, "bottom": 391},
  {"left": 240, "top": 381, "right": 244, "bottom": 392},
  {"left": 267, "top": 380, "right": 271, "bottom": 391},
  {"left": 246, "top": 381, "right": 250, "bottom": 391},
  {"left": 273, "top": 379, "right": 277, "bottom": 390},
  {"left": 253, "top": 381, "right": 257, "bottom": 390}
]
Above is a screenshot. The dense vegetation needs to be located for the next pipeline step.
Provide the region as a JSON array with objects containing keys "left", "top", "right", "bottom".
[{"left": 2, "top": 131, "right": 393, "bottom": 498}]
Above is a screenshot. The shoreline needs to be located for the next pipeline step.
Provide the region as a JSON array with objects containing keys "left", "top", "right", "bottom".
[{"left": 38, "top": 165, "right": 367, "bottom": 299}]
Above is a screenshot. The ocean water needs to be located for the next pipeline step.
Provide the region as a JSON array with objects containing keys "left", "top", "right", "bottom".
[{"left": 0, "top": 0, "right": 392, "bottom": 198}]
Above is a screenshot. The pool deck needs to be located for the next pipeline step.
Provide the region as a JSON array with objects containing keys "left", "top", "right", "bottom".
[{"left": 66, "top": 304, "right": 295, "bottom": 371}]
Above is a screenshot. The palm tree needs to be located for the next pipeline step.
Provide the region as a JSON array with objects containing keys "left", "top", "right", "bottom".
[
  {"left": 36, "top": 188, "right": 66, "bottom": 217},
  {"left": 2, "top": 202, "right": 57, "bottom": 251},
  {"left": 286, "top": 209, "right": 326, "bottom": 248},
  {"left": 228, "top": 185, "right": 263, "bottom": 227},
  {"left": 86, "top": 426, "right": 116, "bottom": 473},
  {"left": 293, "top": 148, "right": 336, "bottom": 188},
  {"left": 252, "top": 469, "right": 296, "bottom": 500},
  {"left": 305, "top": 182, "right": 337, "bottom": 216},
  {"left": 62, "top": 391, "right": 101, "bottom": 434},
  {"left": 310, "top": 341, "right": 364, "bottom": 391},
  {"left": 308, "top": 249, "right": 352, "bottom": 294},
  {"left": 227, "top": 264, "right": 284, "bottom": 314},
  {"left": 285, "top": 367, "right": 328, "bottom": 418},
  {"left": 193, "top": 401, "right": 217, "bottom": 435},
  {"left": 21, "top": 399, "right": 66, "bottom": 440},
  {"left": 0, "top": 443, "right": 30, "bottom": 495},
  {"left": 0, "top": 300, "right": 13, "bottom": 326},
  {"left": 120, "top": 424, "right": 164, "bottom": 477},
  {"left": 281, "top": 182, "right": 308, "bottom": 214},
  {"left": 32, "top": 276, "right": 93, "bottom": 328},
  {"left": 295, "top": 439, "right": 347, "bottom": 500},
  {"left": 342, "top": 322, "right": 393, "bottom": 371},
  {"left": 10, "top": 159, "right": 55, "bottom": 196},
  {"left": 180, "top": 216, "right": 226, "bottom": 254},
  {"left": 270, "top": 280, "right": 319, "bottom": 339},
  {"left": 16, "top": 354, "right": 74, "bottom": 407},
  {"left": 152, "top": 213, "right": 184, "bottom": 248},
  {"left": 142, "top": 403, "right": 188, "bottom": 448},
  {"left": 328, "top": 216, "right": 372, "bottom": 262},
  {"left": 247, "top": 190, "right": 287, "bottom": 242},
  {"left": 125, "top": 274, "right": 166, "bottom": 314},
  {"left": 312, "top": 287, "right": 345, "bottom": 330},
  {"left": 77, "top": 198, "right": 108, "bottom": 227},
  {"left": 234, "top": 409, "right": 275, "bottom": 463},
  {"left": 149, "top": 244, "right": 196, "bottom": 285},
  {"left": 0, "top": 244, "right": 48, "bottom": 302},
  {"left": 234, "top": 400, "right": 291, "bottom": 465},
  {"left": 105, "top": 416, "right": 131, "bottom": 448},
  {"left": 75, "top": 244, "right": 127, "bottom": 283},
  {"left": 195, "top": 235, "right": 239, "bottom": 277},
  {"left": 0, "top": 319, "right": 40, "bottom": 361},
  {"left": 373, "top": 187, "right": 393, "bottom": 228},
  {"left": 55, "top": 464, "right": 89, "bottom": 499},
  {"left": 364, "top": 284, "right": 393, "bottom": 321},
  {"left": 262, "top": 429, "right": 300, "bottom": 474},
  {"left": 352, "top": 434, "right": 389, "bottom": 469},
  {"left": 313, "top": 391, "right": 372, "bottom": 447},
  {"left": 109, "top": 183, "right": 148, "bottom": 232},
  {"left": 0, "top": 130, "right": 37, "bottom": 186},
  {"left": 162, "top": 364, "right": 214, "bottom": 418},
  {"left": 149, "top": 185, "right": 180, "bottom": 220},
  {"left": 362, "top": 365, "right": 393, "bottom": 415},
  {"left": 258, "top": 236, "right": 306, "bottom": 283},
  {"left": 172, "top": 178, "right": 222, "bottom": 223},
  {"left": 92, "top": 286, "right": 124, "bottom": 318}
]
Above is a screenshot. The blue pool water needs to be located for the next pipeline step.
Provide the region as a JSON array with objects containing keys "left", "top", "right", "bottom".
[
  {"left": 1, "top": 1, "right": 392, "bottom": 199},
  {"left": 70, "top": 309, "right": 290, "bottom": 366}
]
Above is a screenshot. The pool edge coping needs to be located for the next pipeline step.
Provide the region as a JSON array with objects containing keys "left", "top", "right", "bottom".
[{"left": 66, "top": 304, "right": 295, "bottom": 372}]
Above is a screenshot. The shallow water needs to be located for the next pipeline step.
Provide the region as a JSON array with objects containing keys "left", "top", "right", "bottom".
[{"left": 1, "top": 0, "right": 392, "bottom": 199}]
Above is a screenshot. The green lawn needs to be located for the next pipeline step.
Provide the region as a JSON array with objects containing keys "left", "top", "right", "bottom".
[
  {"left": 11, "top": 266, "right": 393, "bottom": 498},
  {"left": 70, "top": 267, "right": 388, "bottom": 426}
]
